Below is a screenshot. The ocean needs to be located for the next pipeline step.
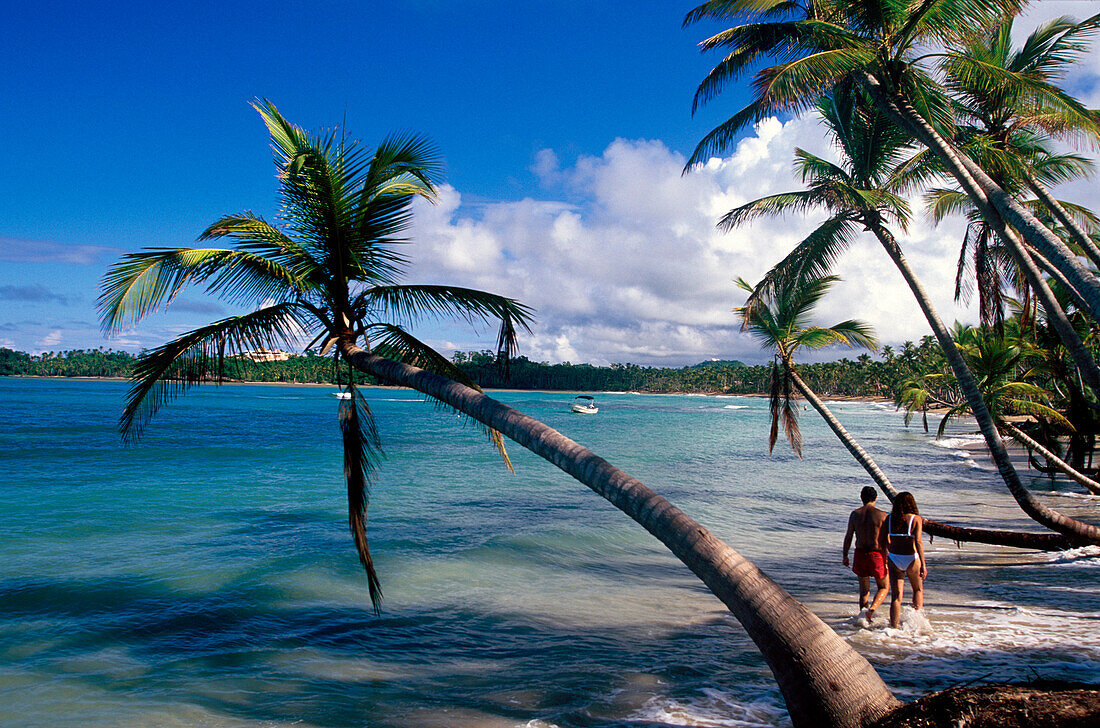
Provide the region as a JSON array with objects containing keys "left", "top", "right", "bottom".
[{"left": 1, "top": 377, "right": 1097, "bottom": 727}]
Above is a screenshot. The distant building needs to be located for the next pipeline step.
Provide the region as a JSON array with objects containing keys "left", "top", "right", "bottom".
[{"left": 239, "top": 348, "right": 292, "bottom": 362}]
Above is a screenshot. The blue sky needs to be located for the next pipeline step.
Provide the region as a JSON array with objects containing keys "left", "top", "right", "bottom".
[{"left": 3, "top": 1, "right": 1098, "bottom": 365}]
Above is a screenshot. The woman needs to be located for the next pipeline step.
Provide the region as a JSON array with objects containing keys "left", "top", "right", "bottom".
[{"left": 879, "top": 491, "right": 927, "bottom": 628}]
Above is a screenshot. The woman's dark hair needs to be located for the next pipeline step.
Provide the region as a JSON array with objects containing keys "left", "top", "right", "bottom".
[{"left": 891, "top": 491, "right": 919, "bottom": 523}]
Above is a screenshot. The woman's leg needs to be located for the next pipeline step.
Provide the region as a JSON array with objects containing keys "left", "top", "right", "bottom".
[
  {"left": 888, "top": 564, "right": 905, "bottom": 628},
  {"left": 907, "top": 558, "right": 924, "bottom": 611}
]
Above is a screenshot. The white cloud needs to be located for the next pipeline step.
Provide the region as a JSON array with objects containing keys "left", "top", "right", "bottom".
[
  {"left": 35, "top": 329, "right": 62, "bottom": 350},
  {"left": 401, "top": 7, "right": 1100, "bottom": 369},
  {"left": 408, "top": 117, "right": 986, "bottom": 366}
]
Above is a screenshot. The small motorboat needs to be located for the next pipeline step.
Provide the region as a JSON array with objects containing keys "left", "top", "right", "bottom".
[
  {"left": 570, "top": 395, "right": 598, "bottom": 414},
  {"left": 332, "top": 391, "right": 352, "bottom": 400}
]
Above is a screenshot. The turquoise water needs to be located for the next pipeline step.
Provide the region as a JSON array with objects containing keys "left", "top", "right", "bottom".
[{"left": 1, "top": 377, "right": 1097, "bottom": 727}]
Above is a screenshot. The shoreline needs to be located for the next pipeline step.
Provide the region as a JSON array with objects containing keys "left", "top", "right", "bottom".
[{"left": 3, "top": 375, "right": 894, "bottom": 401}]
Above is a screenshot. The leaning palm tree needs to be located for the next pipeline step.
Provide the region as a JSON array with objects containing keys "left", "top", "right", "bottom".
[
  {"left": 99, "top": 100, "right": 534, "bottom": 611},
  {"left": 683, "top": 0, "right": 1100, "bottom": 405},
  {"left": 729, "top": 90, "right": 1081, "bottom": 546},
  {"left": 98, "top": 100, "right": 900, "bottom": 728},
  {"left": 941, "top": 14, "right": 1100, "bottom": 266},
  {"left": 735, "top": 274, "right": 877, "bottom": 457}
]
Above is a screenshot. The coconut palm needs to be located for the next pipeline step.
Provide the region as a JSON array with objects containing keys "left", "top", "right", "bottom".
[
  {"left": 729, "top": 91, "right": 1084, "bottom": 545},
  {"left": 941, "top": 14, "right": 1100, "bottom": 265},
  {"left": 98, "top": 100, "right": 900, "bottom": 727},
  {"left": 899, "top": 327, "right": 1100, "bottom": 494},
  {"left": 683, "top": 0, "right": 1100, "bottom": 390},
  {"left": 735, "top": 274, "right": 877, "bottom": 457},
  {"left": 99, "top": 99, "right": 536, "bottom": 610},
  {"left": 929, "top": 14, "right": 1100, "bottom": 360}
]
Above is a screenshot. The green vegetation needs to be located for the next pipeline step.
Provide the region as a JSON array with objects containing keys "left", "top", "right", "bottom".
[
  {"left": 2, "top": 343, "right": 955, "bottom": 399},
  {"left": 736, "top": 274, "right": 877, "bottom": 457},
  {"left": 1, "top": 348, "right": 137, "bottom": 378}
]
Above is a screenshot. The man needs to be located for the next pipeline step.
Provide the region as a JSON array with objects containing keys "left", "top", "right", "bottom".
[{"left": 842, "top": 486, "right": 888, "bottom": 620}]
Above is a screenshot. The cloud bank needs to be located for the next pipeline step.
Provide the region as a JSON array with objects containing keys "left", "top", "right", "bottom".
[{"left": 407, "top": 116, "right": 982, "bottom": 366}]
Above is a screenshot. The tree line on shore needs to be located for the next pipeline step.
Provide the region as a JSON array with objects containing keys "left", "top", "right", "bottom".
[{"left": 0, "top": 341, "right": 945, "bottom": 398}]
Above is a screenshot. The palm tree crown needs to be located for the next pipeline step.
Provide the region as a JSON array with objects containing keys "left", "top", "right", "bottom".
[
  {"left": 736, "top": 274, "right": 876, "bottom": 456},
  {"left": 98, "top": 99, "right": 533, "bottom": 610}
]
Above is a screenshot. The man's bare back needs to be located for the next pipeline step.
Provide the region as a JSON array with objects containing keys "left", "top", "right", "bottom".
[{"left": 850, "top": 504, "right": 886, "bottom": 550}]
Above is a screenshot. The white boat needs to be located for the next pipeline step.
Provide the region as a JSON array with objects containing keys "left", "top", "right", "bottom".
[
  {"left": 332, "top": 391, "right": 352, "bottom": 400},
  {"left": 570, "top": 395, "right": 598, "bottom": 414}
]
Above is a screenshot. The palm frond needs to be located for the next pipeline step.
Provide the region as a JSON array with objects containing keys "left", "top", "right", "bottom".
[
  {"left": 736, "top": 277, "right": 785, "bottom": 346},
  {"left": 1030, "top": 152, "right": 1096, "bottom": 187},
  {"left": 718, "top": 189, "right": 836, "bottom": 229},
  {"left": 339, "top": 381, "right": 385, "bottom": 613},
  {"left": 366, "top": 323, "right": 514, "bottom": 473},
  {"left": 120, "top": 302, "right": 311, "bottom": 440},
  {"left": 768, "top": 359, "right": 782, "bottom": 453},
  {"left": 910, "top": 0, "right": 1026, "bottom": 46},
  {"left": 935, "top": 400, "right": 974, "bottom": 438},
  {"left": 943, "top": 54, "right": 1098, "bottom": 134},
  {"left": 1020, "top": 13, "right": 1100, "bottom": 82},
  {"left": 691, "top": 20, "right": 865, "bottom": 113},
  {"left": 925, "top": 188, "right": 972, "bottom": 223},
  {"left": 793, "top": 148, "right": 850, "bottom": 184},
  {"left": 780, "top": 361, "right": 802, "bottom": 458},
  {"left": 889, "top": 147, "right": 946, "bottom": 197},
  {"left": 354, "top": 284, "right": 534, "bottom": 377},
  {"left": 98, "top": 247, "right": 310, "bottom": 335},
  {"left": 751, "top": 47, "right": 877, "bottom": 116},
  {"left": 688, "top": 97, "right": 773, "bottom": 167},
  {"left": 353, "top": 284, "right": 534, "bottom": 335},
  {"left": 799, "top": 319, "right": 878, "bottom": 351},
  {"left": 198, "top": 213, "right": 321, "bottom": 272},
  {"left": 1004, "top": 397, "right": 1073, "bottom": 430},
  {"left": 684, "top": 0, "right": 794, "bottom": 27},
  {"left": 740, "top": 216, "right": 859, "bottom": 316}
]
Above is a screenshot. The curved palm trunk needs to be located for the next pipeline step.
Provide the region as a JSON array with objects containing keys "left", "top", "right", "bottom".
[
  {"left": 864, "top": 217, "right": 1100, "bottom": 544},
  {"left": 859, "top": 74, "right": 1100, "bottom": 399},
  {"left": 999, "top": 420, "right": 1100, "bottom": 496},
  {"left": 787, "top": 367, "right": 1071, "bottom": 549},
  {"left": 1029, "top": 246, "right": 1094, "bottom": 318},
  {"left": 340, "top": 342, "right": 899, "bottom": 728},
  {"left": 997, "top": 228, "right": 1100, "bottom": 399},
  {"left": 862, "top": 79, "right": 1100, "bottom": 316},
  {"left": 1026, "top": 174, "right": 1100, "bottom": 269}
]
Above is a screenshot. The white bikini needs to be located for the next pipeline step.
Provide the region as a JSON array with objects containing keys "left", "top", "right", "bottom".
[{"left": 887, "top": 514, "right": 919, "bottom": 571}]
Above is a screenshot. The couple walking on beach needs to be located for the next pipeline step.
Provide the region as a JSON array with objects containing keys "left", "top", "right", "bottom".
[{"left": 842, "top": 486, "right": 927, "bottom": 628}]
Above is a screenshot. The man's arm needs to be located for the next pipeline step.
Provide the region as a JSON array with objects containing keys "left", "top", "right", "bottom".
[
  {"left": 842, "top": 511, "right": 856, "bottom": 565},
  {"left": 876, "top": 511, "right": 889, "bottom": 554}
]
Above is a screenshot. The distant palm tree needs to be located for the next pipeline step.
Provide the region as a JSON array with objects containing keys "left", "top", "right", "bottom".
[
  {"left": 900, "top": 327, "right": 1100, "bottom": 495},
  {"left": 99, "top": 100, "right": 900, "bottom": 727},
  {"left": 736, "top": 274, "right": 876, "bottom": 458}
]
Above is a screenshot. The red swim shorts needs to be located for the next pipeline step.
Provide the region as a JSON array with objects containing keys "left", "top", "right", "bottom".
[{"left": 852, "top": 549, "right": 887, "bottom": 579}]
